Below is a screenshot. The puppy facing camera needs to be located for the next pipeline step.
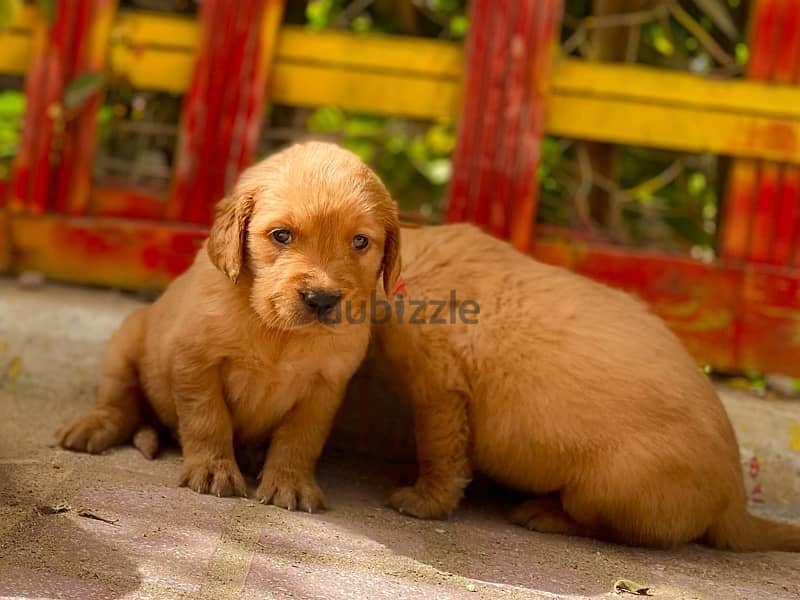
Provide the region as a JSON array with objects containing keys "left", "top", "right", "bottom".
[{"left": 58, "top": 141, "right": 400, "bottom": 511}]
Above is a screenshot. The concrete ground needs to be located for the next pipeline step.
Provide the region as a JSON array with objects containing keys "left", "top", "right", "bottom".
[{"left": 0, "top": 277, "right": 799, "bottom": 600}]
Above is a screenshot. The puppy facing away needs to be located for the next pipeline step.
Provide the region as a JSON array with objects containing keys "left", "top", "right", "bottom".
[
  {"left": 58, "top": 141, "right": 400, "bottom": 511},
  {"left": 378, "top": 223, "right": 800, "bottom": 551}
]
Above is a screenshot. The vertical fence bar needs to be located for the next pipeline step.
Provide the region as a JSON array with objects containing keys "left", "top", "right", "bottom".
[
  {"left": 61, "top": 0, "right": 119, "bottom": 215},
  {"left": 445, "top": 0, "right": 490, "bottom": 224},
  {"left": 770, "top": 0, "right": 800, "bottom": 266},
  {"left": 51, "top": 0, "right": 93, "bottom": 215},
  {"left": 168, "top": 0, "right": 285, "bottom": 225},
  {"left": 749, "top": 0, "right": 800, "bottom": 264},
  {"left": 719, "top": 0, "right": 800, "bottom": 372},
  {"left": 5, "top": 0, "right": 110, "bottom": 216},
  {"left": 7, "top": 2, "right": 70, "bottom": 212},
  {"left": 720, "top": 0, "right": 800, "bottom": 265},
  {"left": 233, "top": 0, "right": 285, "bottom": 178},
  {"left": 470, "top": 0, "right": 509, "bottom": 227},
  {"left": 509, "top": 0, "right": 561, "bottom": 252},
  {"left": 446, "top": 0, "right": 562, "bottom": 253}
]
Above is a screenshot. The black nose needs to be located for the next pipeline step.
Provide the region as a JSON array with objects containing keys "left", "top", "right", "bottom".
[{"left": 300, "top": 288, "right": 342, "bottom": 319}]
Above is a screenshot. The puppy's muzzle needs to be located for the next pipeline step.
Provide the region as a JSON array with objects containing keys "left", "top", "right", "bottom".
[{"left": 300, "top": 288, "right": 342, "bottom": 321}]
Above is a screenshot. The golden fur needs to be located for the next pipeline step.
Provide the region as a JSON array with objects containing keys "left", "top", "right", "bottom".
[
  {"left": 379, "top": 223, "right": 800, "bottom": 551},
  {"left": 58, "top": 142, "right": 400, "bottom": 510}
]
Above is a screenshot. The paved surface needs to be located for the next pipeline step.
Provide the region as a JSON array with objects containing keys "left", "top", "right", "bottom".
[{"left": 1, "top": 277, "right": 799, "bottom": 600}]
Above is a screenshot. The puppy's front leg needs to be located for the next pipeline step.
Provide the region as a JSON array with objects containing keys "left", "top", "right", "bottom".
[
  {"left": 389, "top": 387, "right": 472, "bottom": 519},
  {"left": 175, "top": 366, "right": 246, "bottom": 497},
  {"left": 256, "top": 380, "right": 344, "bottom": 512}
]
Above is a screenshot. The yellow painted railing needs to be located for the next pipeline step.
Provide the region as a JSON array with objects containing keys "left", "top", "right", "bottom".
[{"left": 4, "top": 7, "right": 800, "bottom": 163}]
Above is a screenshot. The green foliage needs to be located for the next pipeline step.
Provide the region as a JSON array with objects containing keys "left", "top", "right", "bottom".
[
  {"left": 307, "top": 105, "right": 454, "bottom": 216},
  {"left": 620, "top": 148, "right": 718, "bottom": 251},
  {"left": 305, "top": 0, "right": 468, "bottom": 37},
  {"left": 305, "top": 0, "right": 344, "bottom": 31},
  {"left": 449, "top": 15, "right": 469, "bottom": 38},
  {"left": 0, "top": 90, "right": 24, "bottom": 178},
  {"left": 649, "top": 23, "right": 675, "bottom": 57},
  {"left": 549, "top": 0, "right": 751, "bottom": 252},
  {"left": 735, "top": 42, "right": 749, "bottom": 65}
]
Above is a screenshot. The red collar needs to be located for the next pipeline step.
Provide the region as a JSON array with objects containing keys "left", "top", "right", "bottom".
[{"left": 390, "top": 276, "right": 408, "bottom": 297}]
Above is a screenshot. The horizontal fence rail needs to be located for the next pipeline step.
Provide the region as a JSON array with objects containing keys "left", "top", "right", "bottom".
[{"left": 5, "top": 8, "right": 800, "bottom": 163}]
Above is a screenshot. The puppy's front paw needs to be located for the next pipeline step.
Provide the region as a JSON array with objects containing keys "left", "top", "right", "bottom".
[
  {"left": 257, "top": 469, "right": 326, "bottom": 512},
  {"left": 388, "top": 485, "right": 454, "bottom": 519},
  {"left": 58, "top": 411, "right": 126, "bottom": 455},
  {"left": 180, "top": 458, "right": 246, "bottom": 497}
]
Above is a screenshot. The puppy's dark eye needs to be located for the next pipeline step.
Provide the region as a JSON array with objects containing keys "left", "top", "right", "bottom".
[
  {"left": 270, "top": 229, "right": 292, "bottom": 245},
  {"left": 352, "top": 234, "right": 369, "bottom": 251}
]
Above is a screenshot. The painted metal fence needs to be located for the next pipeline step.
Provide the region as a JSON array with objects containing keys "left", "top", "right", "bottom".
[{"left": 2, "top": 0, "right": 800, "bottom": 376}]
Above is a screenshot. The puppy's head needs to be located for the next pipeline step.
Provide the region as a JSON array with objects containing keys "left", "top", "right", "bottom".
[{"left": 207, "top": 141, "right": 400, "bottom": 330}]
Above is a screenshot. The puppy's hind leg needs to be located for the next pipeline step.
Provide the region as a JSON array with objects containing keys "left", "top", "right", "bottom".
[
  {"left": 59, "top": 308, "right": 147, "bottom": 455},
  {"left": 510, "top": 494, "right": 593, "bottom": 538}
]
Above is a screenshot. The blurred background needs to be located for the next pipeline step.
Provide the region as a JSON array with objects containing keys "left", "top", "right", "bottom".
[{"left": 0, "top": 0, "right": 799, "bottom": 385}]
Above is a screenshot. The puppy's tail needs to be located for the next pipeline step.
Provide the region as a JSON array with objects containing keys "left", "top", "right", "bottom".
[
  {"left": 707, "top": 505, "right": 800, "bottom": 552},
  {"left": 132, "top": 424, "right": 160, "bottom": 460}
]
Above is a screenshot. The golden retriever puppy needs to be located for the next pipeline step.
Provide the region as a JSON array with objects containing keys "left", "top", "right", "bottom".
[
  {"left": 379, "top": 223, "right": 800, "bottom": 551},
  {"left": 58, "top": 142, "right": 400, "bottom": 510}
]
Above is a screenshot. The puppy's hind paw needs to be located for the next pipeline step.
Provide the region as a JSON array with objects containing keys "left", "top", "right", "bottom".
[
  {"left": 180, "top": 458, "right": 247, "bottom": 497},
  {"left": 510, "top": 497, "right": 589, "bottom": 537},
  {"left": 57, "top": 411, "right": 128, "bottom": 455},
  {"left": 388, "top": 485, "right": 454, "bottom": 520}
]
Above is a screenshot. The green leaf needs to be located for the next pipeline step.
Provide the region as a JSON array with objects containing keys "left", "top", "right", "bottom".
[
  {"left": 306, "top": 106, "right": 345, "bottom": 133},
  {"left": 37, "top": 0, "right": 56, "bottom": 24},
  {"left": 0, "top": 0, "right": 20, "bottom": 29},
  {"left": 306, "top": 0, "right": 342, "bottom": 31},
  {"left": 343, "top": 138, "right": 375, "bottom": 162},
  {"left": 343, "top": 116, "right": 383, "bottom": 138},
  {"left": 424, "top": 124, "right": 455, "bottom": 155},
  {"left": 384, "top": 134, "right": 407, "bottom": 155},
  {"left": 735, "top": 43, "right": 749, "bottom": 66},
  {"left": 407, "top": 137, "right": 429, "bottom": 163},
  {"left": 64, "top": 72, "right": 108, "bottom": 112},
  {"left": 0, "top": 90, "right": 25, "bottom": 119},
  {"left": 449, "top": 15, "right": 469, "bottom": 38},
  {"left": 421, "top": 158, "right": 452, "bottom": 185},
  {"left": 97, "top": 104, "right": 113, "bottom": 125},
  {"left": 540, "top": 137, "right": 561, "bottom": 165},
  {"left": 650, "top": 25, "right": 675, "bottom": 57},
  {"left": 351, "top": 14, "right": 372, "bottom": 33},
  {"left": 692, "top": 0, "right": 738, "bottom": 40},
  {"left": 687, "top": 172, "right": 707, "bottom": 197}
]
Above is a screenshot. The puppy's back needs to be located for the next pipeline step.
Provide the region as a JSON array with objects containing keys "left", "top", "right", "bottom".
[{"left": 392, "top": 224, "right": 739, "bottom": 482}]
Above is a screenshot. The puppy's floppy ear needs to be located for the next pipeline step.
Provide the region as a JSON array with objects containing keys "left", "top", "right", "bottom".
[
  {"left": 207, "top": 192, "right": 255, "bottom": 283},
  {"left": 382, "top": 208, "right": 402, "bottom": 294}
]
